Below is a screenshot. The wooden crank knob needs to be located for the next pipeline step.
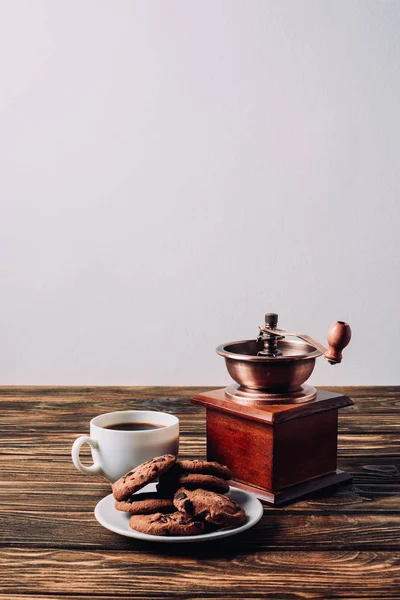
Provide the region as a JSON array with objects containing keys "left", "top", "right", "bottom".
[{"left": 324, "top": 321, "right": 352, "bottom": 364}]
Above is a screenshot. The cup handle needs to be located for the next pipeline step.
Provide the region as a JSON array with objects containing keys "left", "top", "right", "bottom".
[{"left": 71, "top": 435, "right": 102, "bottom": 475}]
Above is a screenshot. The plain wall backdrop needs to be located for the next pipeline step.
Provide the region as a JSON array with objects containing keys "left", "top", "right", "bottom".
[{"left": 0, "top": 0, "right": 399, "bottom": 386}]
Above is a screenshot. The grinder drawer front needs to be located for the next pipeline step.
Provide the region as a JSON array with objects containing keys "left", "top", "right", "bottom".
[
  {"left": 205, "top": 409, "right": 273, "bottom": 490},
  {"left": 273, "top": 410, "right": 338, "bottom": 490}
]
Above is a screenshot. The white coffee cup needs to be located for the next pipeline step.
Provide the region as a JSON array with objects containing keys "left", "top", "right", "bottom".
[{"left": 71, "top": 410, "right": 179, "bottom": 482}]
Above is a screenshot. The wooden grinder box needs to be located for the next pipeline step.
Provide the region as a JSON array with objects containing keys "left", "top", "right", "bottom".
[{"left": 192, "top": 387, "right": 353, "bottom": 505}]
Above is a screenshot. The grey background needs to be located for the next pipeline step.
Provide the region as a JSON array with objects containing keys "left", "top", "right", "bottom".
[{"left": 1, "top": 0, "right": 399, "bottom": 385}]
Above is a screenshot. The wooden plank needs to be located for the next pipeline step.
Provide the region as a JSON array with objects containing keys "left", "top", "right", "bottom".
[
  {"left": 0, "top": 598, "right": 170, "bottom": 600},
  {"left": 0, "top": 397, "right": 399, "bottom": 434},
  {"left": 0, "top": 386, "right": 215, "bottom": 399},
  {"left": 1, "top": 485, "right": 398, "bottom": 515},
  {"left": 0, "top": 405, "right": 205, "bottom": 431},
  {"left": 321, "top": 386, "right": 400, "bottom": 401},
  {"left": 0, "top": 549, "right": 398, "bottom": 598},
  {"left": 0, "top": 436, "right": 206, "bottom": 483},
  {"left": 0, "top": 384, "right": 398, "bottom": 398},
  {"left": 0, "top": 456, "right": 398, "bottom": 513},
  {"left": 0, "top": 432, "right": 398, "bottom": 469},
  {"left": 1, "top": 413, "right": 398, "bottom": 433},
  {"left": 0, "top": 597, "right": 393, "bottom": 600},
  {"left": 1, "top": 510, "right": 399, "bottom": 550},
  {"left": 0, "top": 596, "right": 394, "bottom": 600},
  {"left": 338, "top": 434, "right": 400, "bottom": 456},
  {"left": 339, "top": 414, "right": 400, "bottom": 433},
  {"left": 0, "top": 384, "right": 398, "bottom": 442}
]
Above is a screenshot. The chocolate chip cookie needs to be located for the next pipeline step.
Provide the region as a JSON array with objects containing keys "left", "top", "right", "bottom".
[
  {"left": 158, "top": 470, "right": 230, "bottom": 495},
  {"left": 174, "top": 487, "right": 246, "bottom": 527},
  {"left": 115, "top": 492, "right": 174, "bottom": 514},
  {"left": 129, "top": 511, "right": 205, "bottom": 536},
  {"left": 112, "top": 454, "right": 176, "bottom": 501},
  {"left": 178, "top": 473, "right": 230, "bottom": 493},
  {"left": 176, "top": 460, "right": 231, "bottom": 480}
]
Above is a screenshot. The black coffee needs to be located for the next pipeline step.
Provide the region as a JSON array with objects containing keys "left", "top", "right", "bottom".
[{"left": 104, "top": 422, "right": 165, "bottom": 431}]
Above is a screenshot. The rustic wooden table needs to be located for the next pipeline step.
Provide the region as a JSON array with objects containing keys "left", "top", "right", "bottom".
[{"left": 0, "top": 386, "right": 399, "bottom": 598}]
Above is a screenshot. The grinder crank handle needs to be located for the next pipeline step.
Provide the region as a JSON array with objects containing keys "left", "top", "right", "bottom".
[
  {"left": 259, "top": 321, "right": 352, "bottom": 364},
  {"left": 324, "top": 321, "right": 352, "bottom": 364}
]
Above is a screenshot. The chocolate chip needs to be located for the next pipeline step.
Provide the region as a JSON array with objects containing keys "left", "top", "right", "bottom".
[
  {"left": 154, "top": 458, "right": 165, "bottom": 462},
  {"left": 175, "top": 492, "right": 187, "bottom": 500},
  {"left": 183, "top": 499, "right": 194, "bottom": 513},
  {"left": 194, "top": 521, "right": 202, "bottom": 528},
  {"left": 235, "top": 505, "right": 241, "bottom": 511},
  {"left": 125, "top": 471, "right": 134, "bottom": 477}
]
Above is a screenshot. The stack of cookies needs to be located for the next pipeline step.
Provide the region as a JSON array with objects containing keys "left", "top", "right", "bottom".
[{"left": 112, "top": 454, "right": 247, "bottom": 536}]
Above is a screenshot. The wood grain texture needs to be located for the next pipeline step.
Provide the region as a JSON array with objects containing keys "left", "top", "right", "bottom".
[
  {"left": 0, "top": 549, "right": 399, "bottom": 598},
  {"left": 2, "top": 511, "right": 400, "bottom": 550},
  {"left": 0, "top": 386, "right": 399, "bottom": 598}
]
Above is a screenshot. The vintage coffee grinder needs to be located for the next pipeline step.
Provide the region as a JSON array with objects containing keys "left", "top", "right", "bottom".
[{"left": 192, "top": 313, "right": 352, "bottom": 505}]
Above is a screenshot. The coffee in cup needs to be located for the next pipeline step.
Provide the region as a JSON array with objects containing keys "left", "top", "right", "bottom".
[{"left": 71, "top": 410, "right": 179, "bottom": 482}]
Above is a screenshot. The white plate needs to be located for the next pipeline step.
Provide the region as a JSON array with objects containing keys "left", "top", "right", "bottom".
[{"left": 94, "top": 483, "right": 264, "bottom": 543}]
